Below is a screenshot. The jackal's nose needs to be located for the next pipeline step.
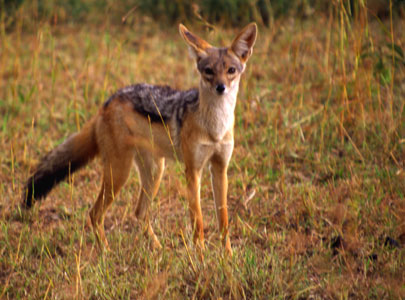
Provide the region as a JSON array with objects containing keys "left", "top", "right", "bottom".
[{"left": 216, "top": 84, "right": 226, "bottom": 94}]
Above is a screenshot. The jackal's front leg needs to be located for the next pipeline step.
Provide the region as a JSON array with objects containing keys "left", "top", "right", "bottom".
[
  {"left": 210, "top": 154, "right": 232, "bottom": 255},
  {"left": 185, "top": 167, "right": 204, "bottom": 249}
]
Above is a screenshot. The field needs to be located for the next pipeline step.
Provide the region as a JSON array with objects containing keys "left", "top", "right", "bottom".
[{"left": 0, "top": 4, "right": 404, "bottom": 300}]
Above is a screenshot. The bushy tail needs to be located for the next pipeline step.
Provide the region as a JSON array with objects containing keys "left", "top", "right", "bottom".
[{"left": 23, "top": 117, "right": 99, "bottom": 208}]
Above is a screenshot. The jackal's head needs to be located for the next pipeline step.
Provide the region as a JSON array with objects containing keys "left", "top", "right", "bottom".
[{"left": 179, "top": 23, "right": 257, "bottom": 97}]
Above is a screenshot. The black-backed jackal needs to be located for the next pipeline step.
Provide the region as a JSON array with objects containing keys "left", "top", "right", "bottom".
[{"left": 23, "top": 23, "right": 257, "bottom": 255}]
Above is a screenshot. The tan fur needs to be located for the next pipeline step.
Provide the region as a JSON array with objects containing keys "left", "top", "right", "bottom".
[{"left": 25, "top": 23, "right": 257, "bottom": 255}]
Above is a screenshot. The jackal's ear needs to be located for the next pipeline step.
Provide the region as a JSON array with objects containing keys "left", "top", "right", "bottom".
[
  {"left": 230, "top": 23, "right": 257, "bottom": 63},
  {"left": 179, "top": 24, "right": 212, "bottom": 60}
]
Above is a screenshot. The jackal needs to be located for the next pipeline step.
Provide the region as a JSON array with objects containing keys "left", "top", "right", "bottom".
[{"left": 23, "top": 23, "right": 257, "bottom": 255}]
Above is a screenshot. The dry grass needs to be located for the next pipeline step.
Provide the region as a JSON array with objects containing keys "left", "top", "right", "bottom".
[{"left": 1, "top": 7, "right": 404, "bottom": 300}]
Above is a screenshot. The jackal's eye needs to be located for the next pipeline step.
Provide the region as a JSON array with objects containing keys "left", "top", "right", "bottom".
[
  {"left": 227, "top": 67, "right": 236, "bottom": 74},
  {"left": 204, "top": 67, "right": 214, "bottom": 75}
]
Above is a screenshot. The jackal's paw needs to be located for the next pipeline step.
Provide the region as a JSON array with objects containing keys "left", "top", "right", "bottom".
[
  {"left": 225, "top": 238, "right": 233, "bottom": 257},
  {"left": 97, "top": 237, "right": 111, "bottom": 253},
  {"left": 92, "top": 228, "right": 111, "bottom": 253},
  {"left": 151, "top": 235, "right": 163, "bottom": 250},
  {"left": 225, "top": 245, "right": 233, "bottom": 257},
  {"left": 141, "top": 226, "right": 162, "bottom": 250}
]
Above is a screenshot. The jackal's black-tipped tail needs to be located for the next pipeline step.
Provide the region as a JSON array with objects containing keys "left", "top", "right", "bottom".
[{"left": 23, "top": 118, "right": 98, "bottom": 208}]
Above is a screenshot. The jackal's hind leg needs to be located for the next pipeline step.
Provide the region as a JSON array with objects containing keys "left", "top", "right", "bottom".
[
  {"left": 134, "top": 150, "right": 165, "bottom": 249},
  {"left": 89, "top": 151, "right": 133, "bottom": 251}
]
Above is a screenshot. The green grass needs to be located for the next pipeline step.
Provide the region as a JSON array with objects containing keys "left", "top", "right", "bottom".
[{"left": 1, "top": 5, "right": 405, "bottom": 300}]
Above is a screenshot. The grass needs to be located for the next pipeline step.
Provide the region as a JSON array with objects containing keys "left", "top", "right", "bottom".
[{"left": 1, "top": 5, "right": 405, "bottom": 300}]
